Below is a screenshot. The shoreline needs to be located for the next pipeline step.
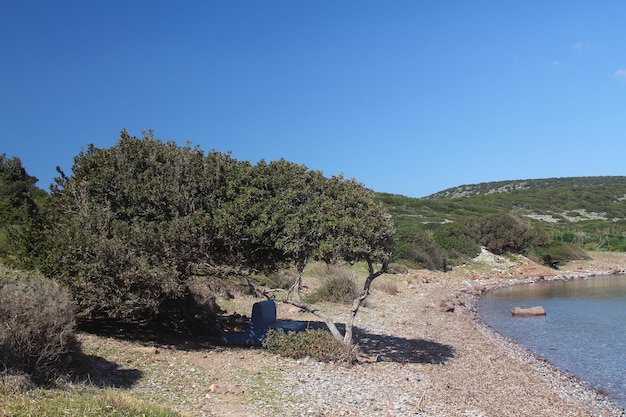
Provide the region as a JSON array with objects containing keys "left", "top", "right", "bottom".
[
  {"left": 67, "top": 253, "right": 626, "bottom": 416},
  {"left": 197, "top": 254, "right": 626, "bottom": 416},
  {"left": 461, "top": 265, "right": 626, "bottom": 417}
]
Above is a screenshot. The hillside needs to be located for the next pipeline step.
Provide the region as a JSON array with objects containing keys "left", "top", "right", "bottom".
[
  {"left": 428, "top": 176, "right": 626, "bottom": 200},
  {"left": 377, "top": 176, "right": 626, "bottom": 251}
]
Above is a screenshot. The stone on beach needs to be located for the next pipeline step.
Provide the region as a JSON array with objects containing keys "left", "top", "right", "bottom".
[
  {"left": 511, "top": 305, "right": 546, "bottom": 316},
  {"left": 434, "top": 299, "right": 455, "bottom": 312}
]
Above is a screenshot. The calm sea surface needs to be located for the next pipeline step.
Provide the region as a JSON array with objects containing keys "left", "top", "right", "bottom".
[{"left": 478, "top": 275, "right": 626, "bottom": 409}]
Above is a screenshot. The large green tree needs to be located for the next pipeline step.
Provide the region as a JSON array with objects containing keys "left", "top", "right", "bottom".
[
  {"left": 0, "top": 154, "right": 46, "bottom": 268},
  {"left": 44, "top": 131, "right": 233, "bottom": 330},
  {"left": 320, "top": 176, "right": 395, "bottom": 344},
  {"left": 217, "top": 159, "right": 332, "bottom": 289},
  {"left": 251, "top": 169, "right": 396, "bottom": 345},
  {"left": 43, "top": 131, "right": 395, "bottom": 342}
]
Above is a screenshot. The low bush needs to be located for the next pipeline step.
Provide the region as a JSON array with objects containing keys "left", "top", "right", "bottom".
[
  {"left": 386, "top": 263, "right": 409, "bottom": 275},
  {"left": 539, "top": 242, "right": 590, "bottom": 268},
  {"left": 403, "top": 247, "right": 446, "bottom": 271},
  {"left": 372, "top": 278, "right": 399, "bottom": 295},
  {"left": 249, "top": 270, "right": 295, "bottom": 291},
  {"left": 466, "top": 213, "right": 549, "bottom": 255},
  {"left": 262, "top": 329, "right": 357, "bottom": 363},
  {"left": 305, "top": 265, "right": 358, "bottom": 304},
  {"left": 432, "top": 223, "right": 481, "bottom": 266},
  {"left": 0, "top": 267, "right": 78, "bottom": 384},
  {"left": 395, "top": 230, "right": 447, "bottom": 271}
]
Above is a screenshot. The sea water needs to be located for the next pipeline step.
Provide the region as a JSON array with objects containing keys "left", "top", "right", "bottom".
[{"left": 478, "top": 275, "right": 626, "bottom": 409}]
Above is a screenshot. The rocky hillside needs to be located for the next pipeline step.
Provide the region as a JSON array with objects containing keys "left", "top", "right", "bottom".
[
  {"left": 377, "top": 176, "right": 626, "bottom": 252},
  {"left": 427, "top": 176, "right": 626, "bottom": 200}
]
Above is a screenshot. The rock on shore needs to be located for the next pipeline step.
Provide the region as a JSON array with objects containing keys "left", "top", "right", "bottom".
[{"left": 511, "top": 306, "right": 546, "bottom": 316}]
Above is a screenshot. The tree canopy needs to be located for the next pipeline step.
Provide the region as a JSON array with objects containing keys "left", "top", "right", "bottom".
[
  {"left": 41, "top": 130, "right": 395, "bottom": 338},
  {"left": 0, "top": 154, "right": 46, "bottom": 268}
]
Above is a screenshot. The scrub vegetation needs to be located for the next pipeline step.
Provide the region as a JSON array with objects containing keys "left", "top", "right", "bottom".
[
  {"left": 1, "top": 131, "right": 625, "bottom": 414},
  {"left": 378, "top": 176, "right": 626, "bottom": 269}
]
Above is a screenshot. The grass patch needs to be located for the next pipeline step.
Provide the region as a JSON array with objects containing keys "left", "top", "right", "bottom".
[
  {"left": 236, "top": 366, "right": 286, "bottom": 413},
  {"left": 0, "top": 373, "right": 33, "bottom": 396},
  {"left": 503, "top": 253, "right": 522, "bottom": 262},
  {"left": 0, "top": 387, "right": 182, "bottom": 417}
]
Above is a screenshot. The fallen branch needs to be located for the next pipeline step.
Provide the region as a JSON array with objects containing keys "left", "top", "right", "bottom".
[{"left": 417, "top": 390, "right": 427, "bottom": 412}]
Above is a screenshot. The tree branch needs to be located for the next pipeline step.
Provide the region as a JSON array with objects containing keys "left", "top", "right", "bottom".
[{"left": 261, "top": 288, "right": 344, "bottom": 341}]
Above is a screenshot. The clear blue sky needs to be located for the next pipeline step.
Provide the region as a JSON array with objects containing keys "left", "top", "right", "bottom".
[{"left": 1, "top": 1, "right": 625, "bottom": 197}]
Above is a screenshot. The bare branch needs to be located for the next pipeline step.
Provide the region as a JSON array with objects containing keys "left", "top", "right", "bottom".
[{"left": 267, "top": 294, "right": 344, "bottom": 341}]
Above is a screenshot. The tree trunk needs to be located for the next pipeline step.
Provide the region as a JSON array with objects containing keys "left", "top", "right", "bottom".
[
  {"left": 343, "top": 259, "right": 386, "bottom": 345},
  {"left": 290, "top": 271, "right": 303, "bottom": 303},
  {"left": 282, "top": 298, "right": 345, "bottom": 340},
  {"left": 269, "top": 259, "right": 388, "bottom": 346}
]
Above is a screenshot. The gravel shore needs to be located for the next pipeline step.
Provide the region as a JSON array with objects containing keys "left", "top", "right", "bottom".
[{"left": 80, "top": 252, "right": 626, "bottom": 417}]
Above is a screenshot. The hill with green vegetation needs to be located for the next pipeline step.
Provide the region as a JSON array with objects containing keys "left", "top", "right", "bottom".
[{"left": 377, "top": 176, "right": 626, "bottom": 259}]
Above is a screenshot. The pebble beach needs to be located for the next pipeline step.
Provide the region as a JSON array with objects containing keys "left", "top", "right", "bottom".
[{"left": 79, "top": 251, "right": 626, "bottom": 416}]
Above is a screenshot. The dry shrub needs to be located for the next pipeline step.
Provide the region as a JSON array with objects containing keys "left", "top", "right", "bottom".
[
  {"left": 0, "top": 270, "right": 78, "bottom": 384},
  {"left": 373, "top": 278, "right": 398, "bottom": 296},
  {"left": 0, "top": 372, "right": 34, "bottom": 395},
  {"left": 306, "top": 265, "right": 358, "bottom": 304},
  {"left": 262, "top": 329, "right": 357, "bottom": 363},
  {"left": 386, "top": 263, "right": 409, "bottom": 275}
]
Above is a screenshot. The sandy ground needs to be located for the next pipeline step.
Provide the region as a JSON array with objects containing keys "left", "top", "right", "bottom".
[{"left": 78, "top": 251, "right": 626, "bottom": 417}]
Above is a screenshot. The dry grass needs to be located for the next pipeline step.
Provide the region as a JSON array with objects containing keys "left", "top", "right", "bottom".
[
  {"left": 372, "top": 277, "right": 399, "bottom": 295},
  {"left": 304, "top": 264, "right": 359, "bottom": 304}
]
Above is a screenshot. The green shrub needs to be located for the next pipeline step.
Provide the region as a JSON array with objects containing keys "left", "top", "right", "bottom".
[
  {"left": 262, "top": 329, "right": 356, "bottom": 363},
  {"left": 305, "top": 266, "right": 358, "bottom": 304},
  {"left": 583, "top": 242, "right": 598, "bottom": 251},
  {"left": 402, "top": 246, "right": 446, "bottom": 271},
  {"left": 466, "top": 213, "right": 548, "bottom": 255},
  {"left": 604, "top": 234, "right": 626, "bottom": 252},
  {"left": 249, "top": 270, "right": 294, "bottom": 291},
  {"left": 432, "top": 223, "right": 481, "bottom": 265},
  {"left": 395, "top": 229, "right": 446, "bottom": 270},
  {"left": 0, "top": 267, "right": 78, "bottom": 384},
  {"left": 539, "top": 241, "right": 590, "bottom": 268},
  {"left": 0, "top": 153, "right": 46, "bottom": 269}
]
